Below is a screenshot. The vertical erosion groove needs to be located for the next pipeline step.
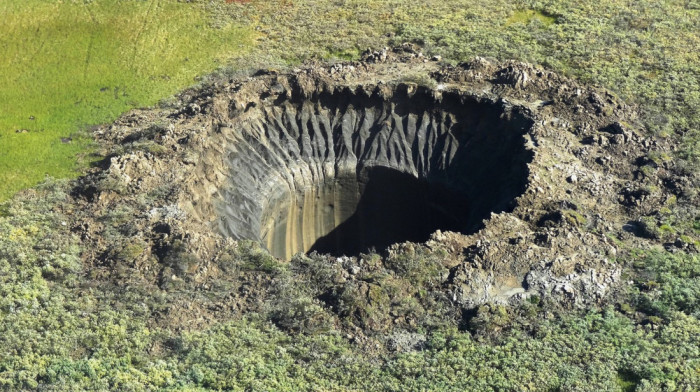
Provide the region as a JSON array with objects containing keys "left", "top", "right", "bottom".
[{"left": 217, "top": 85, "right": 534, "bottom": 259}]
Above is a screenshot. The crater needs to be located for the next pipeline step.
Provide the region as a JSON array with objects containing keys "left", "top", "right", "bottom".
[
  {"left": 78, "top": 55, "right": 645, "bottom": 307},
  {"left": 218, "top": 83, "right": 535, "bottom": 259}
]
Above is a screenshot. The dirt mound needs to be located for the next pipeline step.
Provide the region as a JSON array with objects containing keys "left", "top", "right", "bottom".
[{"left": 71, "top": 47, "right": 675, "bottom": 317}]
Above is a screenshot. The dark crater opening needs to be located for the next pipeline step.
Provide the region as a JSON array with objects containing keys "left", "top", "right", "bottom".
[
  {"left": 310, "top": 167, "right": 470, "bottom": 256},
  {"left": 218, "top": 83, "right": 534, "bottom": 259}
]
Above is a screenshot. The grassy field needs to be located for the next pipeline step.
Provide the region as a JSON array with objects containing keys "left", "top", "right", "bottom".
[{"left": 0, "top": 0, "right": 254, "bottom": 201}]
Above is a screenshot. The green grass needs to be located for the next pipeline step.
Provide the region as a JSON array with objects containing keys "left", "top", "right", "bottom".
[
  {"left": 0, "top": 0, "right": 254, "bottom": 201},
  {"left": 505, "top": 9, "right": 557, "bottom": 26}
]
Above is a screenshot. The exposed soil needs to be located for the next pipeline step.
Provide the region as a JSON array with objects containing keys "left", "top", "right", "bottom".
[
  {"left": 69, "top": 46, "right": 685, "bottom": 332},
  {"left": 218, "top": 79, "right": 533, "bottom": 258}
]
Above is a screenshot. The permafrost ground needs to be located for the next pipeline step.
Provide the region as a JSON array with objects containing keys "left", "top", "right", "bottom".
[
  {"left": 71, "top": 47, "right": 680, "bottom": 319},
  {"left": 219, "top": 83, "right": 533, "bottom": 258}
]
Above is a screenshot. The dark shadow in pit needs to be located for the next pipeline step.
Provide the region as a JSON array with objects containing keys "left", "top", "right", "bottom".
[
  {"left": 231, "top": 83, "right": 536, "bottom": 258},
  {"left": 305, "top": 98, "right": 534, "bottom": 257},
  {"left": 309, "top": 167, "right": 472, "bottom": 257}
]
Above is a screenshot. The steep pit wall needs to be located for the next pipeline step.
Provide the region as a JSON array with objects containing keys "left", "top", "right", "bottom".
[{"left": 216, "top": 85, "right": 534, "bottom": 258}]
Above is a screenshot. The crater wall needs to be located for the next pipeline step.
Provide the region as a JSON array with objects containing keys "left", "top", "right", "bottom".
[
  {"left": 76, "top": 52, "right": 656, "bottom": 308},
  {"left": 217, "top": 86, "right": 534, "bottom": 258}
]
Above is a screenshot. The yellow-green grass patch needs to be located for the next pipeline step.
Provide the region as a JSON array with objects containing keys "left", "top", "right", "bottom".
[
  {"left": 0, "top": 0, "right": 255, "bottom": 201},
  {"left": 505, "top": 9, "right": 557, "bottom": 27}
]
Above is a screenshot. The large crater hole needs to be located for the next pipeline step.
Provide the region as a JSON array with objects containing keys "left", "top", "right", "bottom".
[{"left": 217, "top": 84, "right": 535, "bottom": 259}]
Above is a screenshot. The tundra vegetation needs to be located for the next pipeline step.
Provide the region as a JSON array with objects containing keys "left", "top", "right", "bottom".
[{"left": 1, "top": 0, "right": 699, "bottom": 390}]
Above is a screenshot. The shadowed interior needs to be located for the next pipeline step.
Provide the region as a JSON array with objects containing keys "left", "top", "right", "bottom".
[
  {"left": 217, "top": 84, "right": 534, "bottom": 258},
  {"left": 308, "top": 167, "right": 471, "bottom": 256}
]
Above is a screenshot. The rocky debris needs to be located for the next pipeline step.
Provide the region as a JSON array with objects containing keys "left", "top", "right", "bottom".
[
  {"left": 361, "top": 47, "right": 389, "bottom": 63},
  {"left": 67, "top": 47, "right": 678, "bottom": 333},
  {"left": 495, "top": 63, "right": 532, "bottom": 88},
  {"left": 385, "top": 331, "right": 426, "bottom": 353}
]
